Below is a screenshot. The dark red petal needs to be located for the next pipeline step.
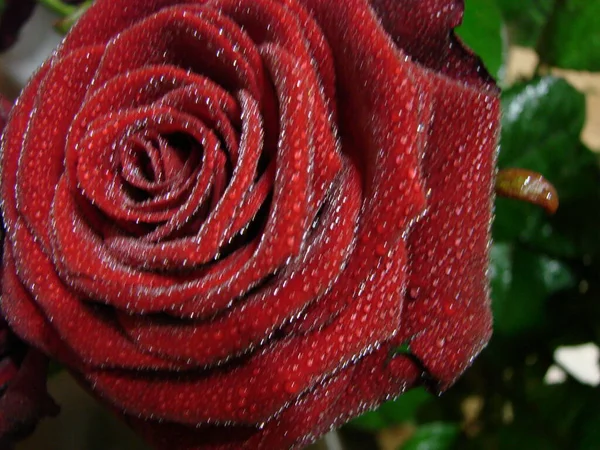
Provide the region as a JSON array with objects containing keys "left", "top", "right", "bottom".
[
  {"left": 57, "top": 0, "right": 179, "bottom": 57},
  {"left": 127, "top": 350, "right": 421, "bottom": 450},
  {"left": 88, "top": 235, "right": 408, "bottom": 425},
  {"left": 370, "top": 0, "right": 498, "bottom": 90},
  {"left": 51, "top": 42, "right": 317, "bottom": 318},
  {"left": 0, "top": 261, "right": 59, "bottom": 446},
  {"left": 75, "top": 107, "right": 215, "bottom": 223},
  {"left": 118, "top": 165, "right": 361, "bottom": 366},
  {"left": 103, "top": 89, "right": 261, "bottom": 266},
  {"left": 15, "top": 46, "right": 103, "bottom": 252},
  {"left": 49, "top": 177, "right": 259, "bottom": 314},
  {"left": 64, "top": 66, "right": 240, "bottom": 194},
  {"left": 0, "top": 349, "right": 59, "bottom": 446},
  {"left": 11, "top": 218, "right": 186, "bottom": 370},
  {"left": 0, "top": 247, "right": 76, "bottom": 365},
  {"left": 211, "top": 0, "right": 343, "bottom": 207},
  {"left": 400, "top": 70, "right": 498, "bottom": 390},
  {"left": 1, "top": 62, "right": 50, "bottom": 239},
  {"left": 91, "top": 7, "right": 261, "bottom": 98},
  {"left": 285, "top": 0, "right": 429, "bottom": 333}
]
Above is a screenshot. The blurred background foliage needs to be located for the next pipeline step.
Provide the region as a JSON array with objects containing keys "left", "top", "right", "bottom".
[
  {"left": 346, "top": 0, "right": 600, "bottom": 449},
  {"left": 2, "top": 0, "right": 599, "bottom": 449}
]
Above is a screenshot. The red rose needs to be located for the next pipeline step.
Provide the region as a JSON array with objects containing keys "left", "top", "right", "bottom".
[{"left": 0, "top": 0, "right": 499, "bottom": 448}]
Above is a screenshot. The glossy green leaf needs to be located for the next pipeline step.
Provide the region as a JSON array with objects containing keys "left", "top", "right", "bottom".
[
  {"left": 490, "top": 244, "right": 575, "bottom": 335},
  {"left": 526, "top": 380, "right": 593, "bottom": 440},
  {"left": 538, "top": 0, "right": 600, "bottom": 71},
  {"left": 458, "top": 0, "right": 506, "bottom": 80},
  {"left": 350, "top": 388, "right": 432, "bottom": 431},
  {"left": 498, "top": 423, "right": 561, "bottom": 450},
  {"left": 400, "top": 423, "right": 459, "bottom": 450},
  {"left": 491, "top": 381, "right": 600, "bottom": 450},
  {"left": 494, "top": 76, "right": 600, "bottom": 258},
  {"left": 38, "top": 0, "right": 77, "bottom": 16},
  {"left": 578, "top": 411, "right": 600, "bottom": 450},
  {"left": 495, "top": 0, "right": 553, "bottom": 47},
  {"left": 494, "top": 150, "right": 600, "bottom": 259},
  {"left": 499, "top": 76, "right": 585, "bottom": 170}
]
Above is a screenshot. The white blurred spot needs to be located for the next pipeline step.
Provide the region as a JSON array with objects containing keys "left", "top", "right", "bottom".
[
  {"left": 323, "top": 431, "right": 344, "bottom": 450},
  {"left": 551, "top": 343, "right": 600, "bottom": 386},
  {"left": 544, "top": 364, "right": 567, "bottom": 385}
]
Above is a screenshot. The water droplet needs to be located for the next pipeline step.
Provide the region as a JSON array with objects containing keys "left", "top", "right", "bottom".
[{"left": 408, "top": 286, "right": 420, "bottom": 300}]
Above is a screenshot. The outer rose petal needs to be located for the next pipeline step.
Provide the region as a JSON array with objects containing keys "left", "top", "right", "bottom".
[
  {"left": 0, "top": 0, "right": 500, "bottom": 449},
  {"left": 1, "top": 203, "right": 58, "bottom": 447},
  {"left": 0, "top": 338, "right": 59, "bottom": 449}
]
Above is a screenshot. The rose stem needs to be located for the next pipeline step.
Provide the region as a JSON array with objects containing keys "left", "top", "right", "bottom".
[
  {"left": 53, "top": 0, "right": 93, "bottom": 34},
  {"left": 36, "top": 0, "right": 77, "bottom": 17},
  {"left": 495, "top": 168, "right": 559, "bottom": 215}
]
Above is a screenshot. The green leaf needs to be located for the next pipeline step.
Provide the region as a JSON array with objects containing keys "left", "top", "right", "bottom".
[
  {"left": 495, "top": 0, "right": 553, "bottom": 47},
  {"left": 497, "top": 423, "right": 561, "bottom": 450},
  {"left": 490, "top": 244, "right": 575, "bottom": 335},
  {"left": 54, "top": 0, "right": 94, "bottom": 34},
  {"left": 577, "top": 410, "right": 600, "bottom": 450},
  {"left": 37, "top": 0, "right": 77, "bottom": 16},
  {"left": 538, "top": 0, "right": 600, "bottom": 71},
  {"left": 494, "top": 76, "right": 600, "bottom": 259},
  {"left": 494, "top": 148, "right": 600, "bottom": 259},
  {"left": 458, "top": 0, "right": 506, "bottom": 80},
  {"left": 525, "top": 380, "right": 593, "bottom": 441},
  {"left": 349, "top": 388, "right": 432, "bottom": 431},
  {"left": 400, "top": 423, "right": 460, "bottom": 450},
  {"left": 499, "top": 76, "right": 585, "bottom": 170}
]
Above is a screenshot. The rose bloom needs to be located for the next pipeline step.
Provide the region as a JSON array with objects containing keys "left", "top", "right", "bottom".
[{"left": 0, "top": 0, "right": 499, "bottom": 448}]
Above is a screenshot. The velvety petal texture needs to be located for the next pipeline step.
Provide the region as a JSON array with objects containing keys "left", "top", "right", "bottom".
[{"left": 0, "top": 0, "right": 499, "bottom": 448}]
